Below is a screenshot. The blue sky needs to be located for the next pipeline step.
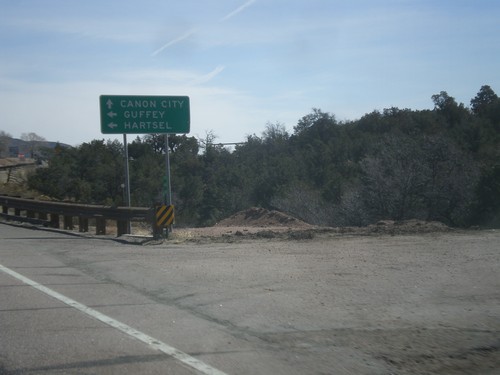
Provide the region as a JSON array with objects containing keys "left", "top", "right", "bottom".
[{"left": 1, "top": 0, "right": 499, "bottom": 146}]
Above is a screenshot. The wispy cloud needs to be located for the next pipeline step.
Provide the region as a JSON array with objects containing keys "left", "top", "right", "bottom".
[
  {"left": 151, "top": 28, "right": 198, "bottom": 57},
  {"left": 109, "top": 66, "right": 226, "bottom": 87},
  {"left": 220, "top": 0, "right": 256, "bottom": 22},
  {"left": 150, "top": 1, "right": 257, "bottom": 57},
  {"left": 188, "top": 65, "right": 226, "bottom": 86}
]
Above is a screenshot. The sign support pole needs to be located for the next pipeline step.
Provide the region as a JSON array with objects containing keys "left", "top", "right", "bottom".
[
  {"left": 164, "top": 134, "right": 172, "bottom": 206},
  {"left": 163, "top": 134, "right": 173, "bottom": 237},
  {"left": 123, "top": 134, "right": 131, "bottom": 233}
]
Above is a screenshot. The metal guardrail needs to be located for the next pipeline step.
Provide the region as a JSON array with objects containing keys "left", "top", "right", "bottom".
[
  {"left": 0, "top": 162, "right": 36, "bottom": 171},
  {"left": 0, "top": 195, "right": 153, "bottom": 236}
]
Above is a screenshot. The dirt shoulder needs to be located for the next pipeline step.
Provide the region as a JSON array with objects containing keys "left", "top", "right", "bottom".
[
  {"left": 159, "top": 227, "right": 500, "bottom": 374},
  {"left": 170, "top": 208, "right": 454, "bottom": 243}
]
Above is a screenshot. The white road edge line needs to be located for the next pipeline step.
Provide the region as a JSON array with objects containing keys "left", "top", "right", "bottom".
[{"left": 0, "top": 263, "right": 229, "bottom": 375}]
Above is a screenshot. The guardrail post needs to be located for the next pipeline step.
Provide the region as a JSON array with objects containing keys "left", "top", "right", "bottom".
[
  {"left": 117, "top": 220, "right": 129, "bottom": 236},
  {"left": 14, "top": 208, "right": 21, "bottom": 216},
  {"left": 95, "top": 216, "right": 106, "bottom": 235},
  {"left": 64, "top": 215, "right": 74, "bottom": 230},
  {"left": 2, "top": 205, "right": 8, "bottom": 214},
  {"left": 50, "top": 214, "right": 60, "bottom": 228},
  {"left": 79, "top": 217, "right": 89, "bottom": 232}
]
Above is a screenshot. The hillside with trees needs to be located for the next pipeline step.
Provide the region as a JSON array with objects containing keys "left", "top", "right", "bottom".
[{"left": 25, "top": 86, "right": 500, "bottom": 228}]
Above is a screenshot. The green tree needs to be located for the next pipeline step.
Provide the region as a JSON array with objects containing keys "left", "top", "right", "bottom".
[
  {"left": 128, "top": 134, "right": 202, "bottom": 215},
  {"left": 470, "top": 85, "right": 498, "bottom": 117},
  {"left": 293, "top": 108, "right": 335, "bottom": 135},
  {"left": 420, "top": 136, "right": 479, "bottom": 225},
  {"left": 358, "top": 134, "right": 479, "bottom": 226},
  {"left": 359, "top": 135, "right": 427, "bottom": 221},
  {"left": 28, "top": 140, "right": 124, "bottom": 204},
  {"left": 170, "top": 135, "right": 204, "bottom": 225},
  {"left": 431, "top": 91, "right": 469, "bottom": 128},
  {"left": 28, "top": 145, "right": 78, "bottom": 200}
]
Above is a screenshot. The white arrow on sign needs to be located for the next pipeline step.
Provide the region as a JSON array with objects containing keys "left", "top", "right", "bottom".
[
  {"left": 106, "top": 99, "right": 113, "bottom": 109},
  {"left": 107, "top": 111, "right": 117, "bottom": 118},
  {"left": 107, "top": 122, "right": 118, "bottom": 129}
]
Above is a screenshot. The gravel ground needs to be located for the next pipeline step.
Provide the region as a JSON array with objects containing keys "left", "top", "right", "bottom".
[{"left": 161, "top": 226, "right": 500, "bottom": 374}]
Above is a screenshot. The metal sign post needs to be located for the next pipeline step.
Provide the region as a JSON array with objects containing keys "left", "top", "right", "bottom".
[
  {"left": 163, "top": 134, "right": 174, "bottom": 237},
  {"left": 123, "top": 134, "right": 131, "bottom": 233},
  {"left": 164, "top": 134, "right": 172, "bottom": 206}
]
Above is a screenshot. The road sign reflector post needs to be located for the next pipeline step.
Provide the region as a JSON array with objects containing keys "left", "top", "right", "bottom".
[{"left": 155, "top": 204, "right": 174, "bottom": 239}]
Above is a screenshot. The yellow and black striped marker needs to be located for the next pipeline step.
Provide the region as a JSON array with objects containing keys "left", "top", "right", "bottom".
[{"left": 156, "top": 204, "right": 174, "bottom": 227}]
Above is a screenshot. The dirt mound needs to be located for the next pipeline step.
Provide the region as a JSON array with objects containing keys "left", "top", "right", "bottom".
[{"left": 216, "top": 207, "right": 312, "bottom": 228}]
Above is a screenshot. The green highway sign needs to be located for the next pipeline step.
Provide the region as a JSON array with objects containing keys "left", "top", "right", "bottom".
[{"left": 100, "top": 95, "right": 190, "bottom": 134}]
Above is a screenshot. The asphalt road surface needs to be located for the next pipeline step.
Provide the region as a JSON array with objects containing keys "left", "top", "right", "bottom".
[{"left": 0, "top": 223, "right": 499, "bottom": 374}]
